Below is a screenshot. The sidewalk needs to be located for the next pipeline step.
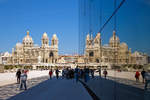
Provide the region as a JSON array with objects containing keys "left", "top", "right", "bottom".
[
  {"left": 84, "top": 76, "right": 150, "bottom": 100},
  {"left": 1, "top": 77, "right": 92, "bottom": 100}
]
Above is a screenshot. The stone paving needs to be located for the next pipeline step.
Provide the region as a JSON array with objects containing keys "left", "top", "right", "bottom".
[
  {"left": 0, "top": 75, "right": 150, "bottom": 100},
  {"left": 107, "top": 76, "right": 145, "bottom": 89},
  {"left": 85, "top": 76, "right": 150, "bottom": 100},
  {"left": 0, "top": 76, "right": 49, "bottom": 100}
]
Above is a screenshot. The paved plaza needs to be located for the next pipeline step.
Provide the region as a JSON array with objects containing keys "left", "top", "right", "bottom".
[
  {"left": 0, "top": 76, "right": 49, "bottom": 100},
  {"left": 0, "top": 76, "right": 92, "bottom": 100},
  {"left": 0, "top": 72, "right": 150, "bottom": 100},
  {"left": 85, "top": 76, "right": 150, "bottom": 100}
]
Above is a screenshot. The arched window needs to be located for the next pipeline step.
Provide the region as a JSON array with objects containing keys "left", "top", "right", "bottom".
[
  {"left": 89, "top": 51, "right": 94, "bottom": 57},
  {"left": 49, "top": 52, "right": 54, "bottom": 57},
  {"left": 96, "top": 59, "right": 99, "bottom": 63}
]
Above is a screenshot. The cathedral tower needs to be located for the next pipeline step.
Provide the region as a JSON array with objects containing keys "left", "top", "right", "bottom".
[
  {"left": 51, "top": 34, "right": 58, "bottom": 48},
  {"left": 42, "top": 32, "right": 49, "bottom": 48},
  {"left": 23, "top": 30, "right": 34, "bottom": 47}
]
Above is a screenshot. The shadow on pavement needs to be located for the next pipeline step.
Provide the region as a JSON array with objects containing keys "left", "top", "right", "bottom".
[
  {"left": 82, "top": 76, "right": 150, "bottom": 100},
  {"left": 8, "top": 79, "right": 50, "bottom": 100}
]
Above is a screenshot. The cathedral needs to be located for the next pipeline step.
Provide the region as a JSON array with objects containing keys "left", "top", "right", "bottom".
[
  {"left": 1, "top": 30, "right": 148, "bottom": 67},
  {"left": 84, "top": 31, "right": 148, "bottom": 66},
  {"left": 11, "top": 31, "right": 58, "bottom": 65}
]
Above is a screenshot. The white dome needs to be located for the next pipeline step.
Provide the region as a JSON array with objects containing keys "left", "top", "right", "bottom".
[
  {"left": 52, "top": 34, "right": 58, "bottom": 40},
  {"left": 120, "top": 42, "right": 128, "bottom": 51},
  {"left": 23, "top": 36, "right": 33, "bottom": 43},
  {"left": 120, "top": 42, "right": 128, "bottom": 47},
  {"left": 109, "top": 31, "right": 120, "bottom": 44},
  {"left": 23, "top": 31, "right": 33, "bottom": 44},
  {"left": 109, "top": 36, "right": 120, "bottom": 43},
  {"left": 42, "top": 32, "right": 48, "bottom": 38},
  {"left": 96, "top": 33, "right": 101, "bottom": 39},
  {"left": 86, "top": 34, "right": 90, "bottom": 40},
  {"left": 16, "top": 42, "right": 23, "bottom": 48}
]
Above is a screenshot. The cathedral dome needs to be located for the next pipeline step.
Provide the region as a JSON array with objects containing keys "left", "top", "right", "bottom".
[
  {"left": 109, "top": 31, "right": 120, "bottom": 44},
  {"left": 16, "top": 42, "right": 23, "bottom": 50},
  {"left": 120, "top": 42, "right": 128, "bottom": 51},
  {"left": 52, "top": 34, "right": 58, "bottom": 40},
  {"left": 120, "top": 42, "right": 128, "bottom": 47},
  {"left": 86, "top": 34, "right": 90, "bottom": 40},
  {"left": 42, "top": 32, "right": 48, "bottom": 39},
  {"left": 16, "top": 42, "right": 22, "bottom": 48},
  {"left": 23, "top": 31, "right": 33, "bottom": 44}
]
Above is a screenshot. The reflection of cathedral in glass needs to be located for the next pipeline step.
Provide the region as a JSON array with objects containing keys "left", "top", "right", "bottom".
[
  {"left": 85, "top": 31, "right": 148, "bottom": 66},
  {"left": 11, "top": 31, "right": 58, "bottom": 64}
]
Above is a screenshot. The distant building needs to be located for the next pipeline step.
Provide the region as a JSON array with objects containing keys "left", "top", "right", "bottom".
[
  {"left": 58, "top": 55, "right": 84, "bottom": 64},
  {"left": 148, "top": 56, "right": 150, "bottom": 64},
  {"left": 1, "top": 52, "right": 12, "bottom": 64},
  {"left": 84, "top": 31, "right": 148, "bottom": 67},
  {"left": 7, "top": 31, "right": 58, "bottom": 65},
  {"left": 0, "top": 53, "right": 2, "bottom": 64}
]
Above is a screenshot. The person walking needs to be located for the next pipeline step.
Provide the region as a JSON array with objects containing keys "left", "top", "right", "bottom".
[
  {"left": 103, "top": 69, "right": 108, "bottom": 79},
  {"left": 144, "top": 71, "right": 150, "bottom": 90},
  {"left": 141, "top": 69, "right": 146, "bottom": 83},
  {"left": 20, "top": 70, "right": 27, "bottom": 90},
  {"left": 135, "top": 70, "right": 140, "bottom": 82},
  {"left": 55, "top": 69, "right": 60, "bottom": 79},
  {"left": 49, "top": 69, "right": 53, "bottom": 79},
  {"left": 16, "top": 69, "right": 21, "bottom": 84},
  {"left": 74, "top": 66, "right": 79, "bottom": 83}
]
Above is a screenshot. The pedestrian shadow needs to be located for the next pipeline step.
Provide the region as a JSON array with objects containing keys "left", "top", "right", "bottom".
[
  {"left": 0, "top": 76, "right": 49, "bottom": 100},
  {"left": 81, "top": 76, "right": 150, "bottom": 100},
  {"left": 7, "top": 76, "right": 64, "bottom": 100}
]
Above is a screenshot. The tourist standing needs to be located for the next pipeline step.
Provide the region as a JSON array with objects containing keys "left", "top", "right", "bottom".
[
  {"left": 103, "top": 69, "right": 108, "bottom": 79},
  {"left": 141, "top": 69, "right": 146, "bottom": 83},
  {"left": 144, "top": 71, "right": 150, "bottom": 90},
  {"left": 80, "top": 69, "right": 84, "bottom": 79},
  {"left": 84, "top": 66, "right": 90, "bottom": 82},
  {"left": 74, "top": 66, "right": 79, "bottom": 83},
  {"left": 55, "top": 69, "right": 60, "bottom": 79},
  {"left": 90, "top": 69, "right": 95, "bottom": 78},
  {"left": 62, "top": 69, "right": 65, "bottom": 79},
  {"left": 16, "top": 69, "right": 21, "bottom": 84},
  {"left": 135, "top": 70, "right": 140, "bottom": 82},
  {"left": 49, "top": 69, "right": 53, "bottom": 79},
  {"left": 20, "top": 70, "right": 27, "bottom": 90}
]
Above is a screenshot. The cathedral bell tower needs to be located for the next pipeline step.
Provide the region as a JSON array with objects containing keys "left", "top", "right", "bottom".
[
  {"left": 94, "top": 32, "right": 101, "bottom": 47},
  {"left": 42, "top": 32, "right": 49, "bottom": 48},
  {"left": 51, "top": 34, "right": 58, "bottom": 48}
]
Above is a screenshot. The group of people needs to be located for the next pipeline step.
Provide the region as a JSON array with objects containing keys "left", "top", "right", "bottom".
[
  {"left": 48, "top": 66, "right": 108, "bottom": 83},
  {"left": 48, "top": 67, "right": 93, "bottom": 82},
  {"left": 16, "top": 69, "right": 28, "bottom": 90},
  {"left": 16, "top": 67, "right": 150, "bottom": 91},
  {"left": 135, "top": 69, "right": 150, "bottom": 90}
]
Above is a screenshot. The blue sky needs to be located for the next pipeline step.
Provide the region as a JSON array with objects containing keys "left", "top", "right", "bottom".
[
  {"left": 80, "top": 0, "right": 150, "bottom": 55},
  {"left": 0, "top": 0, "right": 78, "bottom": 54},
  {"left": 0, "top": 0, "right": 150, "bottom": 55}
]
